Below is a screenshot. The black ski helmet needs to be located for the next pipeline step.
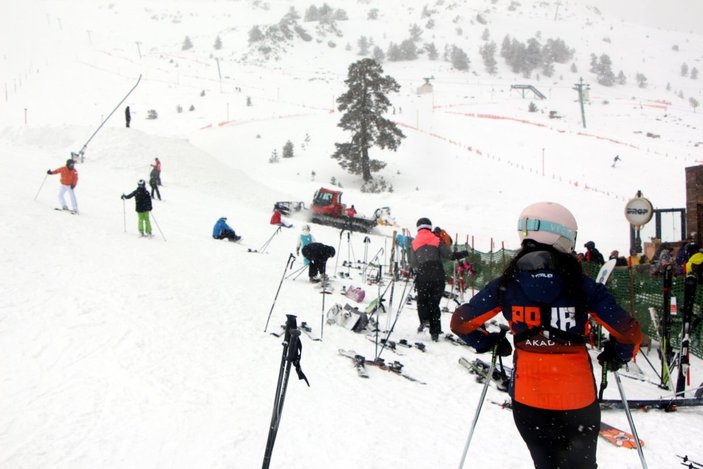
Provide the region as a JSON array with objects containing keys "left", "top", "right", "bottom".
[
  {"left": 66, "top": 159, "right": 75, "bottom": 166},
  {"left": 138, "top": 179, "right": 146, "bottom": 187},
  {"left": 416, "top": 217, "right": 432, "bottom": 231}
]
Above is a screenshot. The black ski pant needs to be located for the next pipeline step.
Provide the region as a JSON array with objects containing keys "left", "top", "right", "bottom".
[
  {"left": 512, "top": 399, "right": 600, "bottom": 469},
  {"left": 307, "top": 257, "right": 328, "bottom": 279},
  {"left": 214, "top": 229, "right": 239, "bottom": 242},
  {"left": 150, "top": 184, "right": 161, "bottom": 200},
  {"left": 415, "top": 278, "right": 444, "bottom": 335}
]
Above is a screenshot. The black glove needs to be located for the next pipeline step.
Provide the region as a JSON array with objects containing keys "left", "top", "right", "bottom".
[
  {"left": 121, "top": 194, "right": 126, "bottom": 200},
  {"left": 70, "top": 185, "right": 75, "bottom": 190},
  {"left": 452, "top": 250, "right": 469, "bottom": 260},
  {"left": 476, "top": 332, "right": 512, "bottom": 356},
  {"left": 47, "top": 169, "right": 52, "bottom": 175},
  {"left": 597, "top": 340, "right": 628, "bottom": 372}
]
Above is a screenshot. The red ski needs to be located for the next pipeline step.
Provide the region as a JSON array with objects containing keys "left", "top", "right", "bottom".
[{"left": 598, "top": 421, "right": 645, "bottom": 449}]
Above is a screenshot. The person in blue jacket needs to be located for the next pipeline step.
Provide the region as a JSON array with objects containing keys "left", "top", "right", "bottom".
[{"left": 212, "top": 217, "right": 240, "bottom": 242}]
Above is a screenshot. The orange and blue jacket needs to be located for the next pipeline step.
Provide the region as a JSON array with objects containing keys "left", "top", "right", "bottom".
[
  {"left": 50, "top": 166, "right": 78, "bottom": 187},
  {"left": 451, "top": 269, "right": 642, "bottom": 411}
]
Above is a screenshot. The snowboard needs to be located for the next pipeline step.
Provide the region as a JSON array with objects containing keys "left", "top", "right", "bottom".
[{"left": 596, "top": 258, "right": 617, "bottom": 285}]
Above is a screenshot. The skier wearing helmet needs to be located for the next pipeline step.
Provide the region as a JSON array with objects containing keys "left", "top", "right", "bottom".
[
  {"left": 47, "top": 158, "right": 79, "bottom": 214},
  {"left": 121, "top": 180, "right": 153, "bottom": 237},
  {"left": 451, "top": 202, "right": 642, "bottom": 469}
]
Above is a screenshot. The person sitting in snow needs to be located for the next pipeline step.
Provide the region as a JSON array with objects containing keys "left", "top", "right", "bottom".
[
  {"left": 270, "top": 208, "right": 292, "bottom": 228},
  {"left": 212, "top": 217, "right": 240, "bottom": 242},
  {"left": 121, "top": 179, "right": 152, "bottom": 237}
]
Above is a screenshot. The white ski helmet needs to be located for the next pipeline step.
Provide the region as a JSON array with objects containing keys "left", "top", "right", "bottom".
[{"left": 517, "top": 202, "right": 578, "bottom": 254}]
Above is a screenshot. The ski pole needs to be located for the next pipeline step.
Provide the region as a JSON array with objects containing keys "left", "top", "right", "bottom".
[
  {"left": 122, "top": 198, "right": 127, "bottom": 233},
  {"left": 377, "top": 277, "right": 412, "bottom": 361},
  {"left": 598, "top": 363, "right": 609, "bottom": 401},
  {"left": 259, "top": 226, "right": 282, "bottom": 253},
  {"left": 150, "top": 212, "right": 167, "bottom": 241},
  {"left": 458, "top": 326, "right": 509, "bottom": 469},
  {"left": 33, "top": 174, "right": 48, "bottom": 201},
  {"left": 614, "top": 370, "right": 648, "bottom": 469},
  {"left": 264, "top": 253, "right": 296, "bottom": 332},
  {"left": 333, "top": 226, "right": 345, "bottom": 277},
  {"left": 284, "top": 263, "right": 307, "bottom": 280}
]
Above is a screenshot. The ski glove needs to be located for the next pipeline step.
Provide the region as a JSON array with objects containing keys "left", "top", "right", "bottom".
[
  {"left": 451, "top": 250, "right": 469, "bottom": 260},
  {"left": 121, "top": 194, "right": 126, "bottom": 200},
  {"left": 597, "top": 340, "right": 628, "bottom": 372},
  {"left": 47, "top": 169, "right": 52, "bottom": 174},
  {"left": 70, "top": 185, "right": 75, "bottom": 190},
  {"left": 475, "top": 332, "right": 512, "bottom": 357}
]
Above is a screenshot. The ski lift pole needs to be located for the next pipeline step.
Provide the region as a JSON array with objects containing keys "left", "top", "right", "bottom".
[
  {"left": 614, "top": 370, "right": 648, "bottom": 469},
  {"left": 75, "top": 74, "right": 142, "bottom": 160},
  {"left": 264, "top": 253, "right": 296, "bottom": 332},
  {"left": 457, "top": 326, "right": 509, "bottom": 469},
  {"left": 33, "top": 174, "right": 48, "bottom": 201}
]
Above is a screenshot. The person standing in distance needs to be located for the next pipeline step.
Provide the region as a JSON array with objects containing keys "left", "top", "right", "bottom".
[
  {"left": 411, "top": 217, "right": 467, "bottom": 341},
  {"left": 451, "top": 201, "right": 642, "bottom": 469},
  {"left": 121, "top": 180, "right": 153, "bottom": 237},
  {"left": 47, "top": 158, "right": 79, "bottom": 214}
]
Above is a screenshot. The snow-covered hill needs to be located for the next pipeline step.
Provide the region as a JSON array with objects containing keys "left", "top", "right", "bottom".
[{"left": 2, "top": 1, "right": 703, "bottom": 468}]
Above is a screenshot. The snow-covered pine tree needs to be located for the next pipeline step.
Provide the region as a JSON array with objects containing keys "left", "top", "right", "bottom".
[
  {"left": 450, "top": 45, "right": 470, "bottom": 71},
  {"left": 282, "top": 140, "right": 294, "bottom": 158},
  {"left": 332, "top": 59, "right": 405, "bottom": 182},
  {"left": 214, "top": 35, "right": 222, "bottom": 50},
  {"left": 182, "top": 36, "right": 193, "bottom": 51},
  {"left": 480, "top": 41, "right": 497, "bottom": 74}
]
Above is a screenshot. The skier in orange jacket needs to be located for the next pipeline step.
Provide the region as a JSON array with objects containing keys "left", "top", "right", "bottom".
[{"left": 47, "top": 159, "right": 79, "bottom": 214}]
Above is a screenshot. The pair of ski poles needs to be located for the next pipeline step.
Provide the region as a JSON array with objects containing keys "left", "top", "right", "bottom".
[{"left": 457, "top": 331, "right": 648, "bottom": 469}]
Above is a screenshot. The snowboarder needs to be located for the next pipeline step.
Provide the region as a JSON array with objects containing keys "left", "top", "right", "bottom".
[
  {"left": 212, "top": 217, "right": 240, "bottom": 242},
  {"left": 149, "top": 166, "right": 161, "bottom": 200},
  {"left": 125, "top": 106, "right": 131, "bottom": 128},
  {"left": 296, "top": 225, "right": 314, "bottom": 265},
  {"left": 411, "top": 217, "right": 468, "bottom": 341},
  {"left": 451, "top": 201, "right": 642, "bottom": 469},
  {"left": 121, "top": 180, "right": 152, "bottom": 237},
  {"left": 47, "top": 158, "right": 79, "bottom": 214},
  {"left": 150, "top": 158, "right": 162, "bottom": 186},
  {"left": 301, "top": 242, "right": 335, "bottom": 282}
]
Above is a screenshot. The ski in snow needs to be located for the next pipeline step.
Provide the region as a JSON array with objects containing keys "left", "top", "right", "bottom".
[{"left": 338, "top": 349, "right": 426, "bottom": 384}]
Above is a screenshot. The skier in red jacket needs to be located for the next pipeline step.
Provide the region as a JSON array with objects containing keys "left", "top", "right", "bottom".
[{"left": 451, "top": 201, "right": 642, "bottom": 469}]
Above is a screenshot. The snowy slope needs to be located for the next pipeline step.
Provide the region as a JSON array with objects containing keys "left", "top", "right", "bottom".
[{"left": 2, "top": 1, "right": 703, "bottom": 468}]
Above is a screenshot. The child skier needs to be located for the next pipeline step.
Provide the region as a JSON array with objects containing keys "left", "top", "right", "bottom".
[
  {"left": 296, "top": 225, "right": 314, "bottom": 265},
  {"left": 121, "top": 180, "right": 153, "bottom": 237},
  {"left": 451, "top": 201, "right": 642, "bottom": 469}
]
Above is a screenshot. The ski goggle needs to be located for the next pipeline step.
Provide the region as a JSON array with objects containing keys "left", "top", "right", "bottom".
[{"left": 518, "top": 217, "right": 577, "bottom": 244}]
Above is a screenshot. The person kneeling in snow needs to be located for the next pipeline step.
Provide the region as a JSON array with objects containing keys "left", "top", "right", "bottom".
[
  {"left": 121, "top": 179, "right": 152, "bottom": 237},
  {"left": 301, "top": 242, "right": 335, "bottom": 282},
  {"left": 212, "top": 217, "right": 240, "bottom": 242}
]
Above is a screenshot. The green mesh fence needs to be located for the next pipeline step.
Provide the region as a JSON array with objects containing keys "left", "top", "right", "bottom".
[{"left": 443, "top": 245, "right": 702, "bottom": 359}]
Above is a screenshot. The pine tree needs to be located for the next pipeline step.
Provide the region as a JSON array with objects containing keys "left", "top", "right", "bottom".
[
  {"left": 691, "top": 67, "right": 699, "bottom": 80},
  {"left": 399, "top": 39, "right": 418, "bottom": 60},
  {"left": 425, "top": 42, "right": 439, "bottom": 61},
  {"left": 681, "top": 62, "right": 689, "bottom": 77},
  {"left": 617, "top": 70, "right": 626, "bottom": 85},
  {"left": 372, "top": 46, "right": 385, "bottom": 63},
  {"left": 214, "top": 35, "right": 223, "bottom": 50},
  {"left": 182, "top": 36, "right": 193, "bottom": 51},
  {"left": 358, "top": 36, "right": 370, "bottom": 56},
  {"left": 690, "top": 97, "right": 700, "bottom": 113},
  {"left": 332, "top": 59, "right": 405, "bottom": 182},
  {"left": 635, "top": 72, "right": 648, "bottom": 88},
  {"left": 480, "top": 41, "right": 497, "bottom": 74},
  {"left": 249, "top": 26, "right": 264, "bottom": 43},
  {"left": 387, "top": 43, "right": 402, "bottom": 61},
  {"left": 596, "top": 54, "right": 615, "bottom": 86},
  {"left": 409, "top": 24, "right": 423, "bottom": 42},
  {"left": 450, "top": 45, "right": 470, "bottom": 71},
  {"left": 282, "top": 140, "right": 294, "bottom": 158}
]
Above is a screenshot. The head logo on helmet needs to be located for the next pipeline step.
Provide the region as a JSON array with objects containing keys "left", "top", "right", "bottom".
[{"left": 517, "top": 202, "right": 577, "bottom": 254}]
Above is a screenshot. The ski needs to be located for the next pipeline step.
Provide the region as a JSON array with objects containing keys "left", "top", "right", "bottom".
[
  {"left": 598, "top": 421, "right": 645, "bottom": 449},
  {"left": 365, "top": 335, "right": 405, "bottom": 355},
  {"left": 491, "top": 399, "right": 645, "bottom": 449},
  {"left": 677, "top": 274, "right": 697, "bottom": 394},
  {"left": 73, "top": 74, "right": 142, "bottom": 161},
  {"left": 54, "top": 208, "right": 78, "bottom": 215},
  {"left": 397, "top": 338, "right": 426, "bottom": 352},
  {"left": 300, "top": 322, "right": 322, "bottom": 342},
  {"left": 458, "top": 357, "right": 510, "bottom": 392},
  {"left": 338, "top": 349, "right": 369, "bottom": 378},
  {"left": 338, "top": 349, "right": 426, "bottom": 384},
  {"left": 677, "top": 455, "right": 703, "bottom": 469},
  {"left": 599, "top": 397, "right": 703, "bottom": 411}
]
